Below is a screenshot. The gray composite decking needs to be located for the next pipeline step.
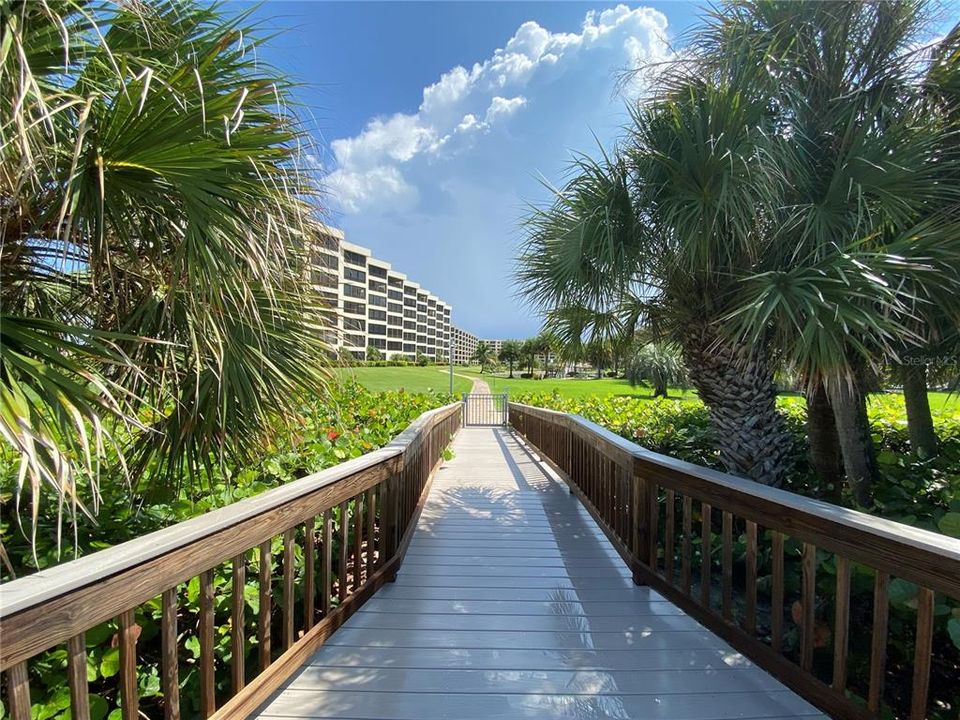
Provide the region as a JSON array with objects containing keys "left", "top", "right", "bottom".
[{"left": 255, "top": 427, "right": 827, "bottom": 720}]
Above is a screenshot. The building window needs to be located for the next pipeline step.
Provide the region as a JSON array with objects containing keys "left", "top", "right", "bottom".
[
  {"left": 388, "top": 290, "right": 403, "bottom": 301},
  {"left": 403, "top": 310, "right": 416, "bottom": 320},
  {"left": 344, "top": 333, "right": 366, "bottom": 347},
  {"left": 369, "top": 324, "right": 386, "bottom": 336},
  {"left": 316, "top": 253, "right": 338, "bottom": 270},
  {"left": 403, "top": 344, "right": 415, "bottom": 353},
  {"left": 387, "top": 315, "right": 402, "bottom": 327},
  {"left": 404, "top": 286, "right": 416, "bottom": 295},
  {"left": 369, "top": 337, "right": 387, "bottom": 350},
  {"left": 369, "top": 265, "right": 388, "bottom": 279},
  {"left": 388, "top": 302, "right": 403, "bottom": 314},
  {"left": 387, "top": 341, "right": 402, "bottom": 351},
  {"left": 387, "top": 328, "right": 402, "bottom": 339},
  {"left": 388, "top": 276, "right": 403, "bottom": 288},
  {"left": 343, "top": 317, "right": 365, "bottom": 332},
  {"left": 403, "top": 332, "right": 416, "bottom": 341},
  {"left": 403, "top": 320, "right": 416, "bottom": 330},
  {"left": 368, "top": 309, "right": 387, "bottom": 321},
  {"left": 343, "top": 283, "right": 365, "bottom": 299},
  {"left": 344, "top": 250, "right": 366, "bottom": 267},
  {"left": 343, "top": 301, "right": 365, "bottom": 315},
  {"left": 369, "top": 280, "right": 387, "bottom": 294},
  {"left": 369, "top": 294, "right": 387, "bottom": 307},
  {"left": 344, "top": 267, "right": 366, "bottom": 283}
]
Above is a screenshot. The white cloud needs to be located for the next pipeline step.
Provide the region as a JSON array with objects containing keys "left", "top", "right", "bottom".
[
  {"left": 324, "top": 4, "right": 670, "bottom": 215},
  {"left": 485, "top": 96, "right": 527, "bottom": 123}
]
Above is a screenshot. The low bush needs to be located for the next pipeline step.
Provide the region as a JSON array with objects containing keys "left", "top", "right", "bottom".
[{"left": 0, "top": 382, "right": 452, "bottom": 719}]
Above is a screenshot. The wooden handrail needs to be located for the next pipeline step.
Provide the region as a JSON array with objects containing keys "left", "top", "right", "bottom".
[
  {"left": 0, "top": 401, "right": 462, "bottom": 720},
  {"left": 509, "top": 401, "right": 959, "bottom": 720}
]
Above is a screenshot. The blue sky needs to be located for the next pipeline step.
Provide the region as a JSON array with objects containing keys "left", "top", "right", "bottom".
[{"left": 238, "top": 1, "right": 706, "bottom": 338}]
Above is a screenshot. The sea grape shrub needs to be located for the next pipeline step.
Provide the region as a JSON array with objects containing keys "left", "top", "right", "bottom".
[{"left": 0, "top": 382, "right": 450, "bottom": 720}]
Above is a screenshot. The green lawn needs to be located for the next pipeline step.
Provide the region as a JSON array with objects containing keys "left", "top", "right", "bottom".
[
  {"left": 468, "top": 372, "right": 698, "bottom": 400},
  {"left": 336, "top": 366, "right": 473, "bottom": 396},
  {"left": 339, "top": 365, "right": 958, "bottom": 411}
]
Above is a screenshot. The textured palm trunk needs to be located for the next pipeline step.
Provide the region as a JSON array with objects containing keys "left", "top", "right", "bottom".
[
  {"left": 824, "top": 372, "right": 877, "bottom": 507},
  {"left": 653, "top": 378, "right": 668, "bottom": 398},
  {"left": 901, "top": 363, "right": 938, "bottom": 459},
  {"left": 805, "top": 380, "right": 844, "bottom": 502},
  {"left": 682, "top": 328, "right": 790, "bottom": 486}
]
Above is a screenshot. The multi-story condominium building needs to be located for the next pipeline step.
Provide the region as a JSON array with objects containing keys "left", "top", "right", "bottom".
[
  {"left": 311, "top": 226, "right": 452, "bottom": 361},
  {"left": 451, "top": 326, "right": 479, "bottom": 365},
  {"left": 451, "top": 328, "right": 511, "bottom": 365}
]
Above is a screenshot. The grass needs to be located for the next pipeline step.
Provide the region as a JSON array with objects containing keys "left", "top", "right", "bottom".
[
  {"left": 335, "top": 366, "right": 473, "bottom": 396},
  {"left": 338, "top": 365, "right": 959, "bottom": 411},
  {"left": 469, "top": 372, "right": 698, "bottom": 400}
]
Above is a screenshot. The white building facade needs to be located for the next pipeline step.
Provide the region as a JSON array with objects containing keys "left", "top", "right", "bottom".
[{"left": 312, "top": 227, "right": 452, "bottom": 361}]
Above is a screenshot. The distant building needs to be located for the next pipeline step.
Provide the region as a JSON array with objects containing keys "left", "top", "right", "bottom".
[
  {"left": 451, "top": 326, "right": 479, "bottom": 365},
  {"left": 451, "top": 327, "right": 511, "bottom": 365},
  {"left": 310, "top": 226, "right": 451, "bottom": 361}
]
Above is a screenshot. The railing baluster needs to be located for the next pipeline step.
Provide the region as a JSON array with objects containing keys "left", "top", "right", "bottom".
[
  {"left": 258, "top": 541, "right": 272, "bottom": 670},
  {"left": 832, "top": 555, "right": 850, "bottom": 692},
  {"left": 67, "top": 633, "right": 90, "bottom": 720},
  {"left": 321, "top": 509, "right": 333, "bottom": 615},
  {"left": 648, "top": 482, "right": 659, "bottom": 569},
  {"left": 682, "top": 494, "right": 692, "bottom": 595},
  {"left": 199, "top": 569, "right": 216, "bottom": 718},
  {"left": 868, "top": 571, "right": 889, "bottom": 714},
  {"left": 722, "top": 511, "right": 733, "bottom": 621},
  {"left": 161, "top": 588, "right": 181, "bottom": 720},
  {"left": 910, "top": 587, "right": 935, "bottom": 720},
  {"left": 6, "top": 661, "right": 31, "bottom": 720},
  {"left": 232, "top": 553, "right": 246, "bottom": 692},
  {"left": 304, "top": 519, "right": 315, "bottom": 631},
  {"left": 800, "top": 542, "right": 816, "bottom": 672},
  {"left": 665, "top": 489, "right": 675, "bottom": 584},
  {"left": 339, "top": 501, "right": 349, "bottom": 602},
  {"left": 745, "top": 520, "right": 757, "bottom": 634},
  {"left": 119, "top": 610, "right": 139, "bottom": 720},
  {"left": 700, "top": 503, "right": 712, "bottom": 607},
  {"left": 771, "top": 531, "right": 784, "bottom": 652},
  {"left": 366, "top": 488, "right": 376, "bottom": 577},
  {"left": 283, "top": 528, "right": 295, "bottom": 649},
  {"left": 354, "top": 493, "right": 364, "bottom": 590}
]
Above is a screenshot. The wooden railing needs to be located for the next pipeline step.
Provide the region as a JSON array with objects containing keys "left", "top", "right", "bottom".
[
  {"left": 509, "top": 402, "right": 960, "bottom": 720},
  {"left": 0, "top": 402, "right": 461, "bottom": 720}
]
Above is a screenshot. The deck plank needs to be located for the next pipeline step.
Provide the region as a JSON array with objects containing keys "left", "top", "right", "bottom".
[{"left": 255, "top": 427, "right": 826, "bottom": 720}]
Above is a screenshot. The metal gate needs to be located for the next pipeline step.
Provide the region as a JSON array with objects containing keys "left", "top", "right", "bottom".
[{"left": 462, "top": 393, "right": 508, "bottom": 426}]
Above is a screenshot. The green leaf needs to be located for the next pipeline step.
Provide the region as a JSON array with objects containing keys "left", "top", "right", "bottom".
[
  {"left": 937, "top": 512, "right": 960, "bottom": 538},
  {"left": 949, "top": 618, "right": 960, "bottom": 650},
  {"left": 99, "top": 647, "right": 120, "bottom": 678},
  {"left": 88, "top": 695, "right": 109, "bottom": 720},
  {"left": 184, "top": 635, "right": 201, "bottom": 659},
  {"left": 888, "top": 578, "right": 919, "bottom": 607}
]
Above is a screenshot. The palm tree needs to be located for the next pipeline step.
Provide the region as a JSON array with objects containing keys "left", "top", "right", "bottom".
[
  {"left": 498, "top": 340, "right": 522, "bottom": 378},
  {"left": 1, "top": 2, "right": 330, "bottom": 527},
  {"left": 518, "top": 81, "right": 793, "bottom": 487},
  {"left": 704, "top": 0, "right": 960, "bottom": 502},
  {"left": 471, "top": 342, "right": 495, "bottom": 373},
  {"left": 625, "top": 343, "right": 687, "bottom": 398}
]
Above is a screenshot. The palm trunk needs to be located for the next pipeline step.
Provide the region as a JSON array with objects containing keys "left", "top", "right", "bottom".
[
  {"left": 902, "top": 363, "right": 938, "bottom": 459},
  {"left": 825, "top": 373, "right": 877, "bottom": 507},
  {"left": 653, "top": 380, "right": 668, "bottom": 398},
  {"left": 508, "top": 361, "right": 514, "bottom": 379},
  {"left": 806, "top": 380, "right": 844, "bottom": 503},
  {"left": 682, "top": 327, "right": 790, "bottom": 486}
]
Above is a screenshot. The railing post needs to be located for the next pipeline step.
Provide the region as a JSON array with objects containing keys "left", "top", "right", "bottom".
[{"left": 631, "top": 458, "right": 651, "bottom": 586}]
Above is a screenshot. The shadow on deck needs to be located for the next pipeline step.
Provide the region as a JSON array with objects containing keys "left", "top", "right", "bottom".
[{"left": 253, "top": 428, "right": 826, "bottom": 720}]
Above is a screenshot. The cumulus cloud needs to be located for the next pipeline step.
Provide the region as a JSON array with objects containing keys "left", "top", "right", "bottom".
[{"left": 324, "top": 4, "right": 670, "bottom": 215}]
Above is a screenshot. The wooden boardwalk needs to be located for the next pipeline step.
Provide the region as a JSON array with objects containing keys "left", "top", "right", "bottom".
[{"left": 254, "top": 427, "right": 826, "bottom": 720}]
